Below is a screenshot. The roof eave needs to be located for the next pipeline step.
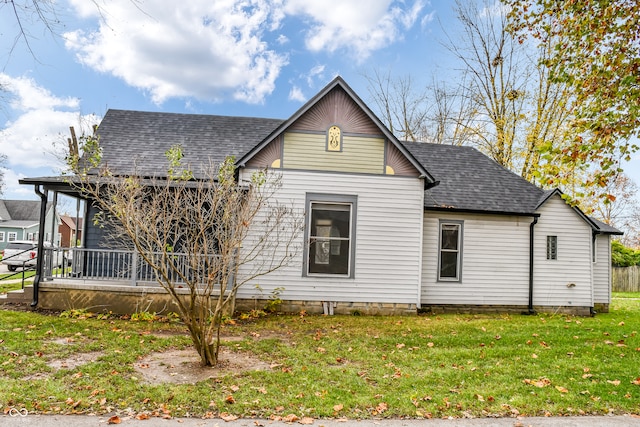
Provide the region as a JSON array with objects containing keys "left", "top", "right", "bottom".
[{"left": 424, "top": 206, "right": 540, "bottom": 217}]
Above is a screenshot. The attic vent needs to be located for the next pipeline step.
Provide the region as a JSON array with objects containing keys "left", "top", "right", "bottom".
[{"left": 327, "top": 125, "right": 342, "bottom": 152}]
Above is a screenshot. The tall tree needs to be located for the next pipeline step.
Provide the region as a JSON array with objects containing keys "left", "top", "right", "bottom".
[
  {"left": 364, "top": 69, "right": 432, "bottom": 142},
  {"left": 444, "top": 0, "right": 528, "bottom": 169},
  {"left": 505, "top": 0, "right": 640, "bottom": 197},
  {"left": 583, "top": 173, "right": 640, "bottom": 248}
]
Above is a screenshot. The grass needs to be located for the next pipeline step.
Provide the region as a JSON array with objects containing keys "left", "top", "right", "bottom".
[
  {"left": 0, "top": 272, "right": 34, "bottom": 294},
  {"left": 0, "top": 298, "right": 639, "bottom": 420}
]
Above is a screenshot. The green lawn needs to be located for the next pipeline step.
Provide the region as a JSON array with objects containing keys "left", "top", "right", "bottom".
[
  {"left": 0, "top": 270, "right": 34, "bottom": 294},
  {"left": 0, "top": 297, "right": 638, "bottom": 420}
]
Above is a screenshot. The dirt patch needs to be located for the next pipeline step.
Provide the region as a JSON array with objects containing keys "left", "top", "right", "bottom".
[
  {"left": 133, "top": 348, "right": 271, "bottom": 385},
  {"left": 48, "top": 351, "right": 105, "bottom": 370}
]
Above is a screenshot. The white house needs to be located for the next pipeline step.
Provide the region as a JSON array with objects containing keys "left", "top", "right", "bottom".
[{"left": 19, "top": 77, "right": 621, "bottom": 315}]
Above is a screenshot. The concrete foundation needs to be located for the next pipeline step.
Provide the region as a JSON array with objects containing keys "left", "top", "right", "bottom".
[{"left": 33, "top": 282, "right": 597, "bottom": 317}]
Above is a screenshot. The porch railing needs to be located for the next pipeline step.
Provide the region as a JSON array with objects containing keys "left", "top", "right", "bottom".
[{"left": 42, "top": 247, "right": 218, "bottom": 286}]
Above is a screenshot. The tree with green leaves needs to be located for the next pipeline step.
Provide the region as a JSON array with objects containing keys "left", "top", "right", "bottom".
[{"left": 505, "top": 0, "right": 640, "bottom": 200}]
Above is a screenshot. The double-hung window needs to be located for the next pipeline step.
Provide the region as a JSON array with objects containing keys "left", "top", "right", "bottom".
[
  {"left": 304, "top": 194, "right": 356, "bottom": 277},
  {"left": 438, "top": 220, "right": 463, "bottom": 281},
  {"left": 8, "top": 232, "right": 17, "bottom": 242},
  {"left": 0, "top": 231, "right": 4, "bottom": 242}
]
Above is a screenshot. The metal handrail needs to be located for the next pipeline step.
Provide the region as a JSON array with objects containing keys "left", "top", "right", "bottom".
[{"left": 42, "top": 247, "right": 221, "bottom": 286}]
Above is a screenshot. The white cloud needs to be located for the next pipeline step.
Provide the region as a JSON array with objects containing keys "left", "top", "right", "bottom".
[
  {"left": 1, "top": 168, "right": 35, "bottom": 200},
  {"left": 479, "top": 1, "right": 510, "bottom": 18},
  {"left": 1, "top": 74, "right": 79, "bottom": 112},
  {"left": 0, "top": 74, "right": 99, "bottom": 172},
  {"left": 65, "top": 0, "right": 289, "bottom": 104},
  {"left": 62, "top": 1, "right": 426, "bottom": 104},
  {"left": 288, "top": 86, "right": 306, "bottom": 102},
  {"left": 284, "top": 0, "right": 425, "bottom": 61}
]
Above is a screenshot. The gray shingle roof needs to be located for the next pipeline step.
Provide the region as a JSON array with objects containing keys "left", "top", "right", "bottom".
[
  {"left": 589, "top": 217, "right": 624, "bottom": 235},
  {"left": 402, "top": 141, "right": 544, "bottom": 215},
  {"left": 95, "top": 110, "right": 284, "bottom": 179},
  {"left": 0, "top": 200, "right": 45, "bottom": 221}
]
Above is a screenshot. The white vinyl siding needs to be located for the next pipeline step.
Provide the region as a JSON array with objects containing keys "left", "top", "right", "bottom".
[
  {"left": 534, "top": 195, "right": 593, "bottom": 308},
  {"left": 422, "top": 213, "right": 531, "bottom": 306},
  {"left": 237, "top": 169, "right": 425, "bottom": 305},
  {"left": 593, "top": 234, "right": 612, "bottom": 305}
]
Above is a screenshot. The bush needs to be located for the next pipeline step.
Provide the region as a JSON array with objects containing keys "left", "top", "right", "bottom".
[{"left": 611, "top": 240, "right": 640, "bottom": 267}]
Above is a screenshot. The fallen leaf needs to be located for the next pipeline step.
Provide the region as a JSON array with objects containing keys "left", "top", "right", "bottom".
[
  {"left": 283, "top": 414, "right": 299, "bottom": 423},
  {"left": 220, "top": 412, "right": 239, "bottom": 422},
  {"left": 632, "top": 377, "right": 640, "bottom": 386},
  {"left": 524, "top": 378, "right": 551, "bottom": 388},
  {"left": 225, "top": 395, "right": 235, "bottom": 404},
  {"left": 136, "top": 413, "right": 150, "bottom": 420},
  {"left": 376, "top": 402, "right": 388, "bottom": 413},
  {"left": 333, "top": 404, "right": 343, "bottom": 412},
  {"left": 607, "top": 380, "right": 621, "bottom": 386},
  {"left": 555, "top": 386, "right": 568, "bottom": 393},
  {"left": 474, "top": 394, "right": 484, "bottom": 401},
  {"left": 230, "top": 385, "right": 240, "bottom": 392},
  {"left": 107, "top": 415, "right": 121, "bottom": 425},
  {"left": 299, "top": 417, "right": 314, "bottom": 425},
  {"left": 396, "top": 343, "right": 406, "bottom": 349}
]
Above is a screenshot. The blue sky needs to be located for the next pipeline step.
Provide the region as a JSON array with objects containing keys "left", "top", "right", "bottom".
[{"left": 1, "top": 0, "right": 638, "bottom": 202}]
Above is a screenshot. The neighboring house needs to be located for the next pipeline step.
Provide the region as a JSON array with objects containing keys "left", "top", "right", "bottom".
[
  {"left": 0, "top": 200, "right": 59, "bottom": 252},
  {"left": 59, "top": 215, "right": 83, "bottom": 248},
  {"left": 20, "top": 77, "right": 621, "bottom": 315}
]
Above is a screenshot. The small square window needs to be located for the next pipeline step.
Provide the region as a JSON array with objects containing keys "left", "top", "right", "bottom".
[
  {"left": 0, "top": 231, "right": 4, "bottom": 242},
  {"left": 8, "top": 232, "right": 17, "bottom": 242},
  {"left": 546, "top": 235, "right": 557, "bottom": 260}
]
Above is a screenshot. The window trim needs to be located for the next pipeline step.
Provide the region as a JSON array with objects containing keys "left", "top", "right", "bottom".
[
  {"left": 546, "top": 235, "right": 558, "bottom": 260},
  {"left": 7, "top": 232, "right": 17, "bottom": 242},
  {"left": 303, "top": 193, "right": 357, "bottom": 278},
  {"left": 437, "top": 220, "right": 463, "bottom": 282}
]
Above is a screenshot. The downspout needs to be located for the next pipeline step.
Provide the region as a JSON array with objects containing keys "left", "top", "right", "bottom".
[
  {"left": 590, "top": 231, "right": 598, "bottom": 316},
  {"left": 32, "top": 185, "right": 49, "bottom": 308},
  {"left": 528, "top": 215, "right": 539, "bottom": 315}
]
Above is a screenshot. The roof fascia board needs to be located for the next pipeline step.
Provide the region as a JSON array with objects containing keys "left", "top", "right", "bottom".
[{"left": 424, "top": 206, "right": 540, "bottom": 217}]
